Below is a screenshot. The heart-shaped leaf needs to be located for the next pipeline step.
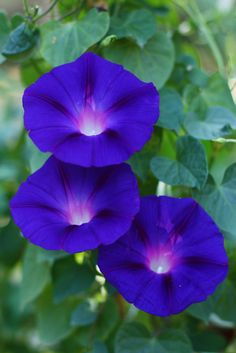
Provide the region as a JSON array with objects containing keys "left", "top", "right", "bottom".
[
  {"left": 184, "top": 106, "right": 236, "bottom": 140},
  {"left": 110, "top": 9, "right": 157, "bottom": 47},
  {"left": 193, "top": 163, "right": 236, "bottom": 238},
  {"left": 151, "top": 136, "right": 208, "bottom": 189},
  {"left": 115, "top": 323, "right": 192, "bottom": 353},
  {"left": 41, "top": 9, "right": 109, "bottom": 66},
  {"left": 104, "top": 31, "right": 174, "bottom": 89}
]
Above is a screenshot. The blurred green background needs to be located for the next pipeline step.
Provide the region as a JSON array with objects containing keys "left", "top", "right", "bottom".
[{"left": 0, "top": 1, "right": 236, "bottom": 353}]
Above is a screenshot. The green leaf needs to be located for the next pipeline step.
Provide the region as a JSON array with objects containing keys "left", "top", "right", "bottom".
[
  {"left": 0, "top": 67, "right": 23, "bottom": 148},
  {"left": 36, "top": 287, "right": 74, "bottom": 345},
  {"left": 115, "top": 323, "right": 192, "bottom": 353},
  {"left": 188, "top": 280, "right": 236, "bottom": 325},
  {"left": 87, "top": 342, "right": 109, "bottom": 353},
  {"left": 190, "top": 330, "right": 227, "bottom": 352},
  {"left": 75, "top": 297, "right": 119, "bottom": 347},
  {"left": 129, "top": 129, "right": 161, "bottom": 182},
  {"left": 183, "top": 84, "right": 207, "bottom": 117},
  {"left": 0, "top": 12, "right": 10, "bottom": 45},
  {"left": 95, "top": 297, "right": 119, "bottom": 341},
  {"left": 11, "top": 13, "right": 24, "bottom": 29},
  {"left": 188, "top": 68, "right": 208, "bottom": 87},
  {"left": 58, "top": 0, "right": 80, "bottom": 14},
  {"left": 151, "top": 136, "right": 208, "bottom": 189},
  {"left": 193, "top": 163, "right": 236, "bottom": 238},
  {"left": 184, "top": 106, "right": 236, "bottom": 140},
  {"left": 2, "top": 23, "right": 39, "bottom": 61},
  {"left": 214, "top": 280, "right": 236, "bottom": 324},
  {"left": 36, "top": 247, "right": 68, "bottom": 264},
  {"left": 52, "top": 257, "right": 94, "bottom": 303},
  {"left": 41, "top": 9, "right": 109, "bottom": 66},
  {"left": 187, "top": 299, "right": 214, "bottom": 323},
  {"left": 158, "top": 88, "right": 184, "bottom": 132},
  {"left": 20, "top": 59, "right": 51, "bottom": 86},
  {"left": 0, "top": 221, "right": 24, "bottom": 267},
  {"left": 100, "top": 34, "right": 118, "bottom": 47},
  {"left": 0, "top": 161, "right": 19, "bottom": 181},
  {"left": 184, "top": 74, "right": 236, "bottom": 116},
  {"left": 20, "top": 245, "right": 50, "bottom": 309},
  {"left": 0, "top": 11, "right": 10, "bottom": 63},
  {"left": 24, "top": 241, "right": 68, "bottom": 266},
  {"left": 104, "top": 31, "right": 174, "bottom": 89},
  {"left": 110, "top": 9, "right": 157, "bottom": 47},
  {"left": 201, "top": 73, "right": 236, "bottom": 114},
  {"left": 71, "top": 301, "right": 98, "bottom": 327},
  {"left": 25, "top": 137, "right": 50, "bottom": 173}
]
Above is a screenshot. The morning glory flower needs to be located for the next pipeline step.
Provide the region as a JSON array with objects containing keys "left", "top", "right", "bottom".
[
  {"left": 98, "top": 196, "right": 228, "bottom": 316},
  {"left": 10, "top": 156, "right": 139, "bottom": 253},
  {"left": 23, "top": 52, "right": 159, "bottom": 167}
]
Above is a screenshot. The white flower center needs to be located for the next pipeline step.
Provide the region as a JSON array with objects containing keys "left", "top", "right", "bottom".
[
  {"left": 150, "top": 254, "right": 172, "bottom": 274},
  {"left": 69, "top": 204, "right": 93, "bottom": 226},
  {"left": 78, "top": 108, "right": 106, "bottom": 137}
]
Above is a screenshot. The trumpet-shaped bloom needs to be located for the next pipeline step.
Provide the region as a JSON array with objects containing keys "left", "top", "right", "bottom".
[
  {"left": 10, "top": 157, "right": 139, "bottom": 253},
  {"left": 23, "top": 52, "right": 159, "bottom": 167},
  {"left": 98, "top": 196, "right": 228, "bottom": 316}
]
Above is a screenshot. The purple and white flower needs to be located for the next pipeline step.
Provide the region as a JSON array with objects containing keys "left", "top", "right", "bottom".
[
  {"left": 10, "top": 156, "right": 140, "bottom": 253},
  {"left": 23, "top": 52, "right": 159, "bottom": 167},
  {"left": 98, "top": 195, "right": 228, "bottom": 316}
]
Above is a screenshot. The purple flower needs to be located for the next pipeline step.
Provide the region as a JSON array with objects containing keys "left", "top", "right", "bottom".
[
  {"left": 23, "top": 52, "right": 159, "bottom": 167},
  {"left": 10, "top": 156, "right": 139, "bottom": 253},
  {"left": 98, "top": 196, "right": 228, "bottom": 316}
]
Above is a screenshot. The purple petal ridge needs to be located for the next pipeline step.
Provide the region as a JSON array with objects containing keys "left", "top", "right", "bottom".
[
  {"left": 23, "top": 52, "right": 159, "bottom": 166},
  {"left": 98, "top": 195, "right": 228, "bottom": 316},
  {"left": 10, "top": 156, "right": 140, "bottom": 253}
]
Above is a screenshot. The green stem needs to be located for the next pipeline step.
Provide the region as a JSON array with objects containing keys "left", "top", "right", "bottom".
[
  {"left": 209, "top": 145, "right": 217, "bottom": 169},
  {"left": 174, "top": 0, "right": 225, "bottom": 76},
  {"left": 30, "top": 58, "right": 43, "bottom": 75},
  {"left": 212, "top": 138, "right": 236, "bottom": 144},
  {"left": 113, "top": 0, "right": 122, "bottom": 16},
  {"left": 34, "top": 0, "right": 59, "bottom": 22},
  {"left": 10, "top": 128, "right": 25, "bottom": 158},
  {"left": 23, "top": 0, "right": 30, "bottom": 15},
  {"left": 115, "top": 293, "right": 126, "bottom": 319},
  {"left": 192, "top": 1, "right": 225, "bottom": 76},
  {"left": 230, "top": 81, "right": 236, "bottom": 92}
]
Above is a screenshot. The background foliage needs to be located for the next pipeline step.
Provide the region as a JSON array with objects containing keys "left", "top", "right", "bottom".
[{"left": 0, "top": 0, "right": 236, "bottom": 352}]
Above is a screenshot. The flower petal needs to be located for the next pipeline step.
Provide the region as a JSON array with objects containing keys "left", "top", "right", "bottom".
[
  {"left": 10, "top": 156, "right": 139, "bottom": 253},
  {"left": 23, "top": 52, "right": 159, "bottom": 166},
  {"left": 98, "top": 196, "right": 228, "bottom": 316}
]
